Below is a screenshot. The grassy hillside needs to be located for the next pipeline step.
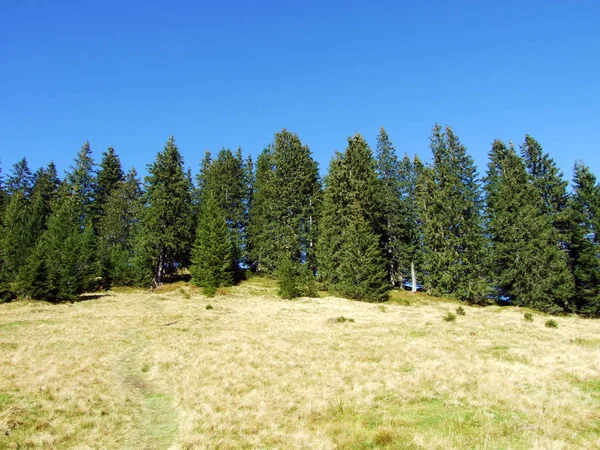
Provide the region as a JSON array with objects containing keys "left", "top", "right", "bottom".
[{"left": 0, "top": 278, "right": 599, "bottom": 449}]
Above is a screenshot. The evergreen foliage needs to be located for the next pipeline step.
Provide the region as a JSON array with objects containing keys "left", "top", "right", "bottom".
[
  {"left": 7, "top": 158, "right": 34, "bottom": 197},
  {"left": 98, "top": 168, "right": 143, "bottom": 287},
  {"left": 247, "top": 147, "right": 278, "bottom": 273},
  {"left": 566, "top": 162, "right": 600, "bottom": 316},
  {"left": 318, "top": 133, "right": 388, "bottom": 301},
  {"left": 484, "top": 140, "right": 574, "bottom": 313},
  {"left": 375, "top": 127, "right": 404, "bottom": 285},
  {"left": 2, "top": 128, "right": 600, "bottom": 315},
  {"left": 196, "top": 148, "right": 250, "bottom": 281},
  {"left": 141, "top": 136, "right": 194, "bottom": 284},
  {"left": 248, "top": 129, "right": 321, "bottom": 274},
  {"left": 417, "top": 125, "right": 487, "bottom": 302},
  {"left": 66, "top": 142, "right": 97, "bottom": 221},
  {"left": 190, "top": 194, "right": 233, "bottom": 296},
  {"left": 18, "top": 183, "right": 99, "bottom": 300},
  {"left": 96, "top": 147, "right": 124, "bottom": 213}
]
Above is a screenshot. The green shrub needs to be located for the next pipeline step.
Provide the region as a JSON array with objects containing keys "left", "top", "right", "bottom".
[
  {"left": 456, "top": 306, "right": 466, "bottom": 316},
  {"left": 330, "top": 316, "right": 355, "bottom": 323},
  {"left": 524, "top": 312, "right": 534, "bottom": 322},
  {"left": 443, "top": 312, "right": 456, "bottom": 322},
  {"left": 545, "top": 319, "right": 558, "bottom": 328},
  {"left": 205, "top": 304, "right": 213, "bottom": 310}
]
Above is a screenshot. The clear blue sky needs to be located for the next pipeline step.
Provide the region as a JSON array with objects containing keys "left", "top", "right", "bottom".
[{"left": 1, "top": 0, "right": 599, "bottom": 183}]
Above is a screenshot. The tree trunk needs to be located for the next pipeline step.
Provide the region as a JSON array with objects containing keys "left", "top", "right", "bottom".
[{"left": 411, "top": 261, "right": 417, "bottom": 293}]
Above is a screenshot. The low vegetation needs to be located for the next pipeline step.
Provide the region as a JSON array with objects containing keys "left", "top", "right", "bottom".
[{"left": 1, "top": 278, "right": 598, "bottom": 448}]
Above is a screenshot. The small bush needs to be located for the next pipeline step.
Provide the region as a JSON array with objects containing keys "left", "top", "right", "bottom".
[
  {"left": 524, "top": 312, "right": 534, "bottom": 322},
  {"left": 203, "top": 285, "right": 217, "bottom": 297},
  {"left": 456, "top": 306, "right": 466, "bottom": 316},
  {"left": 443, "top": 312, "right": 456, "bottom": 322},
  {"left": 330, "top": 316, "right": 355, "bottom": 323},
  {"left": 205, "top": 304, "right": 213, "bottom": 310},
  {"left": 545, "top": 319, "right": 558, "bottom": 328}
]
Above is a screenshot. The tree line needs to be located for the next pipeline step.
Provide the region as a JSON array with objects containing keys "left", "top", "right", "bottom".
[{"left": 0, "top": 126, "right": 599, "bottom": 316}]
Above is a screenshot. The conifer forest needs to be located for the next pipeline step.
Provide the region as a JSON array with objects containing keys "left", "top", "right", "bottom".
[{"left": 1, "top": 125, "right": 599, "bottom": 317}]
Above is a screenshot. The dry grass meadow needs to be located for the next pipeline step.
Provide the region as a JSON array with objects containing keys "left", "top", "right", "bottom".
[{"left": 1, "top": 277, "right": 599, "bottom": 449}]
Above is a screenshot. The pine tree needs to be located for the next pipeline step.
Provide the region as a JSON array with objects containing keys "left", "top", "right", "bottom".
[
  {"left": 67, "top": 142, "right": 96, "bottom": 222},
  {"left": 7, "top": 158, "right": 34, "bottom": 197},
  {"left": 96, "top": 147, "right": 124, "bottom": 213},
  {"left": 247, "top": 130, "right": 321, "bottom": 275},
  {"left": 0, "top": 162, "right": 60, "bottom": 293},
  {"left": 0, "top": 163, "right": 5, "bottom": 225},
  {"left": 196, "top": 148, "right": 250, "bottom": 281},
  {"left": 417, "top": 125, "right": 487, "bottom": 302},
  {"left": 375, "top": 127, "right": 403, "bottom": 285},
  {"left": 19, "top": 183, "right": 99, "bottom": 300},
  {"left": 566, "top": 162, "right": 600, "bottom": 316},
  {"left": 484, "top": 140, "right": 574, "bottom": 313},
  {"left": 98, "top": 168, "right": 143, "bottom": 287},
  {"left": 397, "top": 154, "right": 423, "bottom": 290},
  {"left": 336, "top": 210, "right": 389, "bottom": 302},
  {"left": 0, "top": 191, "right": 29, "bottom": 283},
  {"left": 318, "top": 133, "right": 388, "bottom": 301},
  {"left": 247, "top": 147, "right": 278, "bottom": 273},
  {"left": 140, "top": 136, "right": 193, "bottom": 284},
  {"left": 190, "top": 194, "right": 233, "bottom": 296}
]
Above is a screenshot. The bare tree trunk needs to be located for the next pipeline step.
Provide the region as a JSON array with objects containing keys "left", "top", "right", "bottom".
[{"left": 411, "top": 261, "right": 417, "bottom": 293}]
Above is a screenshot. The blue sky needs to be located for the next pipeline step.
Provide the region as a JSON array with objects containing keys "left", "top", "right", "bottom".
[{"left": 1, "top": 0, "right": 599, "bottom": 183}]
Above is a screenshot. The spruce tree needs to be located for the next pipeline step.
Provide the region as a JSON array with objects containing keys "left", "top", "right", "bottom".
[
  {"left": 0, "top": 191, "right": 29, "bottom": 283},
  {"left": 19, "top": 183, "right": 99, "bottom": 300},
  {"left": 566, "top": 162, "right": 600, "bottom": 316},
  {"left": 247, "top": 130, "right": 321, "bottom": 275},
  {"left": 7, "top": 158, "right": 34, "bottom": 197},
  {"left": 397, "top": 154, "right": 423, "bottom": 290},
  {"left": 375, "top": 127, "right": 403, "bottom": 285},
  {"left": 190, "top": 194, "right": 233, "bottom": 296},
  {"left": 247, "top": 147, "right": 278, "bottom": 273},
  {"left": 196, "top": 147, "right": 249, "bottom": 281},
  {"left": 96, "top": 147, "right": 124, "bottom": 213},
  {"left": 484, "top": 140, "right": 574, "bottom": 313},
  {"left": 417, "top": 125, "right": 487, "bottom": 302},
  {"left": 67, "top": 142, "right": 96, "bottom": 222},
  {"left": 318, "top": 133, "right": 388, "bottom": 301},
  {"left": 98, "top": 168, "right": 143, "bottom": 287},
  {"left": 141, "top": 136, "right": 193, "bottom": 284}
]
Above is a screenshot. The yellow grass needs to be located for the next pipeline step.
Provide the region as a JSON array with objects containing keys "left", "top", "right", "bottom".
[{"left": 1, "top": 278, "right": 599, "bottom": 449}]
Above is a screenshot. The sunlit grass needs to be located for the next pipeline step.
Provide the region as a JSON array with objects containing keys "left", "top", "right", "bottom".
[{"left": 0, "top": 279, "right": 599, "bottom": 448}]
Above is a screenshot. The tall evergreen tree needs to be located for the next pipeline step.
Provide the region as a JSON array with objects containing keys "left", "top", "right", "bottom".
[
  {"left": 98, "top": 168, "right": 143, "bottom": 287},
  {"left": 0, "top": 191, "right": 29, "bottom": 283},
  {"left": 190, "top": 194, "right": 233, "bottom": 296},
  {"left": 484, "top": 140, "right": 573, "bottom": 313},
  {"left": 96, "top": 147, "right": 124, "bottom": 213},
  {"left": 247, "top": 147, "right": 278, "bottom": 273},
  {"left": 398, "top": 154, "right": 423, "bottom": 290},
  {"left": 67, "top": 142, "right": 97, "bottom": 221},
  {"left": 417, "top": 124, "right": 487, "bottom": 302},
  {"left": 19, "top": 183, "right": 99, "bottom": 300},
  {"left": 375, "top": 127, "right": 403, "bottom": 285},
  {"left": 196, "top": 148, "right": 249, "bottom": 281},
  {"left": 566, "top": 162, "right": 600, "bottom": 316},
  {"left": 248, "top": 130, "right": 321, "bottom": 274},
  {"left": 318, "top": 133, "right": 388, "bottom": 301},
  {"left": 140, "top": 136, "right": 193, "bottom": 284},
  {"left": 7, "top": 158, "right": 34, "bottom": 197}
]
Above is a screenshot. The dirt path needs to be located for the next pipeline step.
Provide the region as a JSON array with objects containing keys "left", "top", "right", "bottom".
[{"left": 117, "top": 331, "right": 179, "bottom": 449}]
